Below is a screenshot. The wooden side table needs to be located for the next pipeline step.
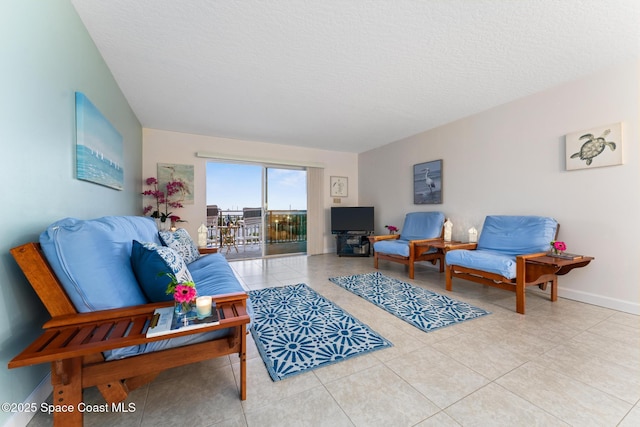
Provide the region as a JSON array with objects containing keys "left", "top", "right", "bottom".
[
  {"left": 414, "top": 239, "right": 478, "bottom": 271},
  {"left": 523, "top": 253, "right": 595, "bottom": 304}
]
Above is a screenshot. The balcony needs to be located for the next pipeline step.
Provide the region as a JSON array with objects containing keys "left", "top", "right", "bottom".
[{"left": 206, "top": 208, "right": 307, "bottom": 260}]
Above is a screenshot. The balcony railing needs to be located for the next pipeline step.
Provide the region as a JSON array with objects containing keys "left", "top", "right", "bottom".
[{"left": 206, "top": 209, "right": 307, "bottom": 249}]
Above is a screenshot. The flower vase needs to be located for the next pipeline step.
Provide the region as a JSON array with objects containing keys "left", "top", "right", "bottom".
[
  {"left": 174, "top": 301, "right": 193, "bottom": 325},
  {"left": 157, "top": 219, "right": 171, "bottom": 231}
]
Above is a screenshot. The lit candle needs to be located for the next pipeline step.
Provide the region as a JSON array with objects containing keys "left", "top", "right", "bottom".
[{"left": 196, "top": 296, "right": 212, "bottom": 318}]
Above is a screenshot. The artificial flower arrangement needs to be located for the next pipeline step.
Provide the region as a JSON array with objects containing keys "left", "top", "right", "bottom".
[
  {"left": 164, "top": 273, "right": 197, "bottom": 314},
  {"left": 142, "top": 177, "right": 188, "bottom": 224},
  {"left": 550, "top": 240, "right": 567, "bottom": 255},
  {"left": 385, "top": 225, "right": 399, "bottom": 235}
]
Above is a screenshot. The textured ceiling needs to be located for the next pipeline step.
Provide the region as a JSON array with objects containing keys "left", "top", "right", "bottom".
[{"left": 71, "top": 0, "right": 640, "bottom": 153}]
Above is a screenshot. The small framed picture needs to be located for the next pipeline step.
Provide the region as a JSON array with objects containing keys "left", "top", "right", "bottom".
[
  {"left": 330, "top": 176, "right": 348, "bottom": 197},
  {"left": 565, "top": 122, "right": 622, "bottom": 171},
  {"left": 413, "top": 160, "right": 442, "bottom": 204}
]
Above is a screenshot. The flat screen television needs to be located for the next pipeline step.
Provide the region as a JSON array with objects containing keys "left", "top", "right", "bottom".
[{"left": 331, "top": 207, "right": 374, "bottom": 234}]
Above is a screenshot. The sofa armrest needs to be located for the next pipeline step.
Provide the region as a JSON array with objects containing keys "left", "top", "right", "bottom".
[{"left": 43, "top": 292, "right": 248, "bottom": 329}]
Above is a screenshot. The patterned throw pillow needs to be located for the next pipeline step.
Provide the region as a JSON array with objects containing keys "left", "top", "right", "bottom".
[
  {"left": 131, "top": 240, "right": 195, "bottom": 302},
  {"left": 158, "top": 228, "right": 200, "bottom": 264}
]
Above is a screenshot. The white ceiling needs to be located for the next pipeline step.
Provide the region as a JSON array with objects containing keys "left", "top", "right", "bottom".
[{"left": 71, "top": 0, "right": 640, "bottom": 153}]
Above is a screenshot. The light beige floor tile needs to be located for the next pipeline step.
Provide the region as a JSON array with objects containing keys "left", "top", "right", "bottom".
[
  {"left": 496, "top": 361, "right": 632, "bottom": 426},
  {"left": 432, "top": 328, "right": 557, "bottom": 379},
  {"left": 607, "top": 311, "right": 640, "bottom": 329},
  {"left": 312, "top": 352, "right": 383, "bottom": 383},
  {"left": 414, "top": 410, "right": 464, "bottom": 427},
  {"left": 569, "top": 330, "right": 640, "bottom": 371},
  {"left": 618, "top": 404, "right": 640, "bottom": 427},
  {"left": 542, "top": 344, "right": 640, "bottom": 403},
  {"left": 244, "top": 385, "right": 353, "bottom": 427},
  {"left": 445, "top": 383, "right": 568, "bottom": 426},
  {"left": 387, "top": 346, "right": 489, "bottom": 408},
  {"left": 232, "top": 357, "right": 322, "bottom": 413},
  {"left": 142, "top": 365, "right": 242, "bottom": 427},
  {"left": 586, "top": 318, "right": 640, "bottom": 346},
  {"left": 325, "top": 364, "right": 439, "bottom": 426}
]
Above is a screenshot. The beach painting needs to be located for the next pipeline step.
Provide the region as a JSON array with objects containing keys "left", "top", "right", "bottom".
[
  {"left": 413, "top": 159, "right": 442, "bottom": 204},
  {"left": 75, "top": 92, "right": 124, "bottom": 190}
]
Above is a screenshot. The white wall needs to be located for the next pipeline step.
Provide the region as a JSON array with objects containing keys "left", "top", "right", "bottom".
[
  {"left": 359, "top": 59, "right": 640, "bottom": 314},
  {"left": 142, "top": 129, "right": 359, "bottom": 253}
]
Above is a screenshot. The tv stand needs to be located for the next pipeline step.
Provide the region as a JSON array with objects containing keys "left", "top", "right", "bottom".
[{"left": 336, "top": 232, "right": 371, "bottom": 257}]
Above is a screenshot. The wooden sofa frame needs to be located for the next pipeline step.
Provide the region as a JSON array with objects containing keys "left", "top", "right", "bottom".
[
  {"left": 8, "top": 242, "right": 250, "bottom": 427},
  {"left": 372, "top": 231, "right": 445, "bottom": 279}
]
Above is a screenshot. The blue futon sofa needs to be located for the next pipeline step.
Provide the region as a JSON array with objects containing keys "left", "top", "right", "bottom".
[{"left": 39, "top": 215, "right": 253, "bottom": 359}]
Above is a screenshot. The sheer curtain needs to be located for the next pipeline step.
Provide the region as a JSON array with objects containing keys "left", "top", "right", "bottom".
[{"left": 306, "top": 167, "right": 325, "bottom": 255}]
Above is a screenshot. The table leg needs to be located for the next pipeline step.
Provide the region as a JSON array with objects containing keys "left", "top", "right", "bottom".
[{"left": 550, "top": 276, "right": 558, "bottom": 302}]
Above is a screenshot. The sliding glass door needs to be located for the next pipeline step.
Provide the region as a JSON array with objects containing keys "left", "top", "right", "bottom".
[
  {"left": 206, "top": 162, "right": 307, "bottom": 259},
  {"left": 265, "top": 167, "right": 307, "bottom": 256}
]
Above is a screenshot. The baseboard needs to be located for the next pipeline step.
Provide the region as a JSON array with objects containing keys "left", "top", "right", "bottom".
[
  {"left": 4, "top": 373, "right": 51, "bottom": 427},
  {"left": 559, "top": 287, "right": 639, "bottom": 315}
]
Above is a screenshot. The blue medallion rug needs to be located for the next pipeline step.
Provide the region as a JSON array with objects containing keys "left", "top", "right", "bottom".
[
  {"left": 329, "top": 272, "right": 490, "bottom": 332},
  {"left": 248, "top": 283, "right": 392, "bottom": 381}
]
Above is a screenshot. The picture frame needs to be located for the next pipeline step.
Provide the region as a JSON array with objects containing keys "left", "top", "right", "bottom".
[
  {"left": 158, "top": 163, "right": 194, "bottom": 205},
  {"left": 565, "top": 122, "right": 622, "bottom": 171},
  {"left": 413, "top": 160, "right": 442, "bottom": 204},
  {"left": 330, "top": 176, "right": 348, "bottom": 197},
  {"left": 75, "top": 92, "right": 124, "bottom": 190}
]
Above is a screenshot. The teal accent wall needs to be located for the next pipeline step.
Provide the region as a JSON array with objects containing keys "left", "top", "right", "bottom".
[{"left": 0, "top": 1, "right": 142, "bottom": 424}]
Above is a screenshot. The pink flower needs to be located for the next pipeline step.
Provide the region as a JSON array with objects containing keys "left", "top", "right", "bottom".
[
  {"left": 142, "top": 176, "right": 188, "bottom": 222},
  {"left": 174, "top": 284, "right": 197, "bottom": 303},
  {"left": 553, "top": 241, "right": 567, "bottom": 251}
]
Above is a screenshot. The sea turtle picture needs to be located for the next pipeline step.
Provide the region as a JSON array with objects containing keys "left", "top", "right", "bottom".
[{"left": 570, "top": 128, "right": 617, "bottom": 166}]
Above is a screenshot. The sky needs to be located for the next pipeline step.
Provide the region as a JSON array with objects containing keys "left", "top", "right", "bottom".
[{"left": 206, "top": 162, "right": 307, "bottom": 212}]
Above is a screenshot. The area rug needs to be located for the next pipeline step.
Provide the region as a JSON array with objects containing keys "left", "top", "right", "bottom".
[
  {"left": 329, "top": 272, "right": 490, "bottom": 332},
  {"left": 248, "top": 283, "right": 392, "bottom": 381}
]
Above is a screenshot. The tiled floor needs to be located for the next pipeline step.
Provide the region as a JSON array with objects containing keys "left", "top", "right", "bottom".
[{"left": 28, "top": 254, "right": 639, "bottom": 427}]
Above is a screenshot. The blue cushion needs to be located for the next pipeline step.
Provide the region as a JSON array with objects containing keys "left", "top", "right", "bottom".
[
  {"left": 445, "top": 215, "right": 558, "bottom": 280},
  {"left": 478, "top": 215, "right": 558, "bottom": 255},
  {"left": 446, "top": 249, "right": 518, "bottom": 279},
  {"left": 399, "top": 211, "right": 445, "bottom": 241},
  {"left": 158, "top": 228, "right": 200, "bottom": 264},
  {"left": 188, "top": 253, "right": 254, "bottom": 327},
  {"left": 131, "top": 241, "right": 194, "bottom": 302},
  {"left": 373, "top": 239, "right": 439, "bottom": 257},
  {"left": 39, "top": 216, "right": 159, "bottom": 312}
]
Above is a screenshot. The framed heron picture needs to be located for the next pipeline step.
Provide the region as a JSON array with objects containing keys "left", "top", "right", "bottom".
[{"left": 413, "top": 160, "right": 442, "bottom": 204}]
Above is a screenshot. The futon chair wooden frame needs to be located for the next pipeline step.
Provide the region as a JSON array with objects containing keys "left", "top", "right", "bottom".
[
  {"left": 444, "top": 225, "right": 595, "bottom": 314},
  {"left": 371, "top": 230, "right": 445, "bottom": 279},
  {"left": 8, "top": 242, "right": 250, "bottom": 427}
]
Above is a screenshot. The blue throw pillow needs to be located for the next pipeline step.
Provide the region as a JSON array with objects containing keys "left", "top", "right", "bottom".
[
  {"left": 131, "top": 240, "right": 195, "bottom": 302},
  {"left": 158, "top": 228, "right": 200, "bottom": 264}
]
